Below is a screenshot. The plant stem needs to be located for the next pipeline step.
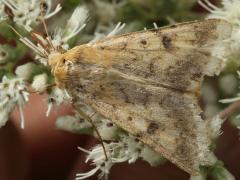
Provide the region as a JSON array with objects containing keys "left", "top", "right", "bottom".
[{"left": 219, "top": 100, "right": 240, "bottom": 120}]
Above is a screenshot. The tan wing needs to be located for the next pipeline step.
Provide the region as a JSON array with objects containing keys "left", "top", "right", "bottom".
[
  {"left": 92, "top": 19, "right": 231, "bottom": 92},
  {"left": 68, "top": 69, "right": 210, "bottom": 174},
  {"left": 61, "top": 19, "right": 232, "bottom": 174},
  {"left": 64, "top": 19, "right": 231, "bottom": 92}
]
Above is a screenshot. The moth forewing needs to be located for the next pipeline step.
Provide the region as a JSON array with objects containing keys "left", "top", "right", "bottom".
[{"left": 50, "top": 19, "right": 232, "bottom": 174}]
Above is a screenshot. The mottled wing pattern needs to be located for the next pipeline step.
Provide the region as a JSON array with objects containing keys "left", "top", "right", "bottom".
[
  {"left": 63, "top": 19, "right": 232, "bottom": 174},
  {"left": 91, "top": 19, "right": 231, "bottom": 92}
]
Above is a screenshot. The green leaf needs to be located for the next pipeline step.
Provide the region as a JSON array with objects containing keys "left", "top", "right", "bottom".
[{"left": 62, "top": 0, "right": 82, "bottom": 12}]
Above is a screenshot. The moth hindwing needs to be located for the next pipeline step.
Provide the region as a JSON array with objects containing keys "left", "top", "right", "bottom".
[{"left": 49, "top": 19, "right": 232, "bottom": 174}]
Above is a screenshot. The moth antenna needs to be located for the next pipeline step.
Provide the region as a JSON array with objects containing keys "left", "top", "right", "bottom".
[
  {"left": 8, "top": 24, "right": 24, "bottom": 38},
  {"left": 40, "top": 0, "right": 55, "bottom": 51},
  {"left": 8, "top": 25, "right": 48, "bottom": 57},
  {"left": 31, "top": 31, "right": 50, "bottom": 52},
  {"left": 77, "top": 108, "right": 109, "bottom": 161}
]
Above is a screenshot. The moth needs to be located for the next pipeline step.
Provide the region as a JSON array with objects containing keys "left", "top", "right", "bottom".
[{"left": 19, "top": 19, "right": 233, "bottom": 174}]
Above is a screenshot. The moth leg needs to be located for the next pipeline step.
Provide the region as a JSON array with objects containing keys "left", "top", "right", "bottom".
[{"left": 77, "top": 108, "right": 109, "bottom": 161}]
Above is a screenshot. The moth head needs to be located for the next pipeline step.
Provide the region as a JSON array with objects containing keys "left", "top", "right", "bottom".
[{"left": 48, "top": 51, "right": 73, "bottom": 87}]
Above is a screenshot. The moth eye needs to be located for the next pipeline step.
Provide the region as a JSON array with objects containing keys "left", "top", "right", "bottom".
[{"left": 62, "top": 58, "right": 73, "bottom": 67}]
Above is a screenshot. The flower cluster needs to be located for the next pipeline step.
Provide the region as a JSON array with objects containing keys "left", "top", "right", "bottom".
[
  {"left": 13, "top": 5, "right": 88, "bottom": 65},
  {"left": 2, "top": 0, "right": 61, "bottom": 30},
  {"left": 199, "top": 0, "right": 240, "bottom": 26},
  {"left": 76, "top": 134, "right": 165, "bottom": 180},
  {"left": 56, "top": 103, "right": 165, "bottom": 180},
  {"left": 219, "top": 71, "right": 240, "bottom": 104},
  {"left": 199, "top": 0, "right": 240, "bottom": 52},
  {"left": 200, "top": 0, "right": 240, "bottom": 126},
  {"left": 0, "top": 76, "right": 29, "bottom": 128},
  {"left": 46, "top": 87, "right": 72, "bottom": 116},
  {"left": 0, "top": 3, "right": 6, "bottom": 21},
  {"left": 52, "top": 6, "right": 88, "bottom": 50}
]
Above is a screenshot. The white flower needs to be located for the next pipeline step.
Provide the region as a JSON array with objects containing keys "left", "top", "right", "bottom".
[
  {"left": 90, "top": 22, "right": 125, "bottom": 43},
  {"left": 46, "top": 87, "right": 71, "bottom": 116},
  {"left": 229, "top": 27, "right": 240, "bottom": 52},
  {"left": 53, "top": 6, "right": 88, "bottom": 50},
  {"left": 15, "top": 62, "right": 35, "bottom": 80},
  {"left": 198, "top": 0, "right": 240, "bottom": 52},
  {"left": 219, "top": 74, "right": 237, "bottom": 95},
  {"left": 198, "top": 0, "right": 240, "bottom": 26},
  {"left": 95, "top": 120, "right": 118, "bottom": 141},
  {"left": 55, "top": 114, "right": 92, "bottom": 133},
  {"left": 0, "top": 3, "right": 7, "bottom": 21},
  {"left": 0, "top": 76, "right": 29, "bottom": 128},
  {"left": 2, "top": 0, "right": 62, "bottom": 31},
  {"left": 12, "top": 6, "right": 88, "bottom": 65},
  {"left": 76, "top": 134, "right": 165, "bottom": 180},
  {"left": 76, "top": 134, "right": 147, "bottom": 180},
  {"left": 76, "top": 144, "right": 113, "bottom": 180},
  {"left": 219, "top": 71, "right": 240, "bottom": 103},
  {"left": 208, "top": 115, "right": 224, "bottom": 139},
  {"left": 31, "top": 73, "right": 48, "bottom": 91}
]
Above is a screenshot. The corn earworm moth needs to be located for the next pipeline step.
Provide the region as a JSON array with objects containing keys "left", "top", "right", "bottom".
[{"left": 23, "top": 19, "right": 233, "bottom": 174}]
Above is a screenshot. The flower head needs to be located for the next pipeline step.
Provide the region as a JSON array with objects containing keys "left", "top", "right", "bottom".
[
  {"left": 198, "top": 0, "right": 240, "bottom": 26},
  {"left": 53, "top": 6, "right": 88, "bottom": 50},
  {"left": 76, "top": 134, "right": 164, "bottom": 180},
  {"left": 219, "top": 71, "right": 240, "bottom": 103},
  {"left": 46, "top": 87, "right": 71, "bottom": 116},
  {"left": 0, "top": 76, "right": 29, "bottom": 128},
  {"left": 2, "top": 0, "right": 62, "bottom": 30},
  {"left": 31, "top": 73, "right": 48, "bottom": 92},
  {"left": 199, "top": 0, "right": 240, "bottom": 54},
  {"left": 0, "top": 3, "right": 7, "bottom": 21},
  {"left": 12, "top": 5, "right": 88, "bottom": 66},
  {"left": 90, "top": 22, "right": 125, "bottom": 43}
]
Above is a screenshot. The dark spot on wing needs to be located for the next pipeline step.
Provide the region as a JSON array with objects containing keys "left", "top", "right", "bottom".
[
  {"left": 106, "top": 122, "right": 114, "bottom": 127},
  {"left": 135, "top": 132, "right": 143, "bottom": 139},
  {"left": 147, "top": 122, "right": 159, "bottom": 134},
  {"left": 140, "top": 39, "right": 147, "bottom": 45},
  {"left": 99, "top": 85, "right": 105, "bottom": 91},
  {"left": 128, "top": 116, "right": 133, "bottom": 121},
  {"left": 162, "top": 35, "right": 172, "bottom": 49}
]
